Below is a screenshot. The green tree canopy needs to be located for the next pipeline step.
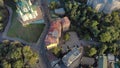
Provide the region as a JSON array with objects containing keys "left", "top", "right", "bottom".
[
  {"left": 88, "top": 47, "right": 97, "bottom": 57},
  {"left": 100, "top": 32, "right": 111, "bottom": 42},
  {"left": 64, "top": 33, "right": 70, "bottom": 41},
  {"left": 0, "top": 40, "right": 39, "bottom": 68},
  {"left": 99, "top": 44, "right": 108, "bottom": 55}
]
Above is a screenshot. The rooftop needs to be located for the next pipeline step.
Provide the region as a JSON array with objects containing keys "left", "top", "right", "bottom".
[
  {"left": 80, "top": 57, "right": 95, "bottom": 65},
  {"left": 62, "top": 47, "right": 83, "bottom": 67},
  {"left": 45, "top": 17, "right": 70, "bottom": 49},
  {"left": 20, "top": 7, "right": 44, "bottom": 25},
  {"left": 98, "top": 55, "right": 108, "bottom": 68}
]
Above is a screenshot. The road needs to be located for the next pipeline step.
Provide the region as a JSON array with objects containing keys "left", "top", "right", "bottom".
[{"left": 35, "top": 0, "right": 52, "bottom": 68}]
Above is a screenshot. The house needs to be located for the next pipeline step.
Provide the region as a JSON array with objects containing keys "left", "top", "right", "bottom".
[
  {"left": 16, "top": 0, "right": 44, "bottom": 25},
  {"left": 45, "top": 20, "right": 61, "bottom": 50},
  {"left": 98, "top": 55, "right": 108, "bottom": 68},
  {"left": 80, "top": 57, "right": 95, "bottom": 65},
  {"left": 62, "top": 47, "right": 83, "bottom": 68},
  {"left": 87, "top": 0, "right": 120, "bottom": 13},
  {"left": 45, "top": 17, "right": 70, "bottom": 50},
  {"left": 54, "top": 8, "right": 65, "bottom": 15}
]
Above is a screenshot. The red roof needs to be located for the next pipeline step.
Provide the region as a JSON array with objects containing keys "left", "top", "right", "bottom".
[
  {"left": 45, "top": 20, "right": 61, "bottom": 45},
  {"left": 61, "top": 17, "right": 70, "bottom": 27},
  {"left": 45, "top": 16, "right": 70, "bottom": 46},
  {"left": 49, "top": 20, "right": 61, "bottom": 37},
  {"left": 45, "top": 34, "right": 58, "bottom": 45}
]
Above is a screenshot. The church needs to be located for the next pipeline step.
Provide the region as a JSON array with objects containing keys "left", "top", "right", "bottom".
[{"left": 16, "top": 0, "right": 44, "bottom": 26}]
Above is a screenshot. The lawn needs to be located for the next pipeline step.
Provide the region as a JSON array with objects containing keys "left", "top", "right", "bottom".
[{"left": 7, "top": 12, "right": 45, "bottom": 43}]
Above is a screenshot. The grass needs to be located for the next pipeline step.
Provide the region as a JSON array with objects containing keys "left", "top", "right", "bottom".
[{"left": 7, "top": 11, "right": 45, "bottom": 43}]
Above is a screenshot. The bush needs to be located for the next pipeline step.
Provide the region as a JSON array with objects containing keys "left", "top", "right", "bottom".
[
  {"left": 52, "top": 47, "right": 61, "bottom": 57},
  {"left": 49, "top": 1, "right": 59, "bottom": 10},
  {"left": 64, "top": 33, "right": 70, "bottom": 41},
  {"left": 88, "top": 47, "right": 97, "bottom": 57}
]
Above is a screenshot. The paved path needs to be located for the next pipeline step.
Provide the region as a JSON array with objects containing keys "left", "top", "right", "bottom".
[
  {"left": 2, "top": 6, "right": 35, "bottom": 46},
  {"left": 2, "top": 5, "right": 12, "bottom": 38},
  {"left": 34, "top": 0, "right": 52, "bottom": 68}
]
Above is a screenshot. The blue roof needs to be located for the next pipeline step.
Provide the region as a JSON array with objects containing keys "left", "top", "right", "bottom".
[
  {"left": 114, "top": 63, "right": 120, "bottom": 68},
  {"left": 17, "top": 1, "right": 24, "bottom": 7}
]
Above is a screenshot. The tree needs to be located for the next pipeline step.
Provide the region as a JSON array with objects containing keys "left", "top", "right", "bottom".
[
  {"left": 105, "top": 27, "right": 119, "bottom": 42},
  {"left": 52, "top": 47, "right": 61, "bottom": 57},
  {"left": 63, "top": 0, "right": 120, "bottom": 44},
  {"left": 2, "top": 40, "right": 10, "bottom": 46},
  {"left": 64, "top": 33, "right": 70, "bottom": 41},
  {"left": 1, "top": 60, "right": 11, "bottom": 68},
  {"left": 0, "top": 40, "right": 39, "bottom": 68},
  {"left": 23, "top": 46, "right": 33, "bottom": 59},
  {"left": 83, "top": 34, "right": 91, "bottom": 40},
  {"left": 99, "top": 44, "right": 108, "bottom": 55},
  {"left": 109, "top": 43, "right": 119, "bottom": 55},
  {"left": 13, "top": 60, "right": 23, "bottom": 68},
  {"left": 49, "top": 1, "right": 59, "bottom": 10},
  {"left": 91, "top": 20, "right": 99, "bottom": 28},
  {"left": 28, "top": 53, "right": 39, "bottom": 65},
  {"left": 88, "top": 47, "right": 97, "bottom": 57},
  {"left": 10, "top": 48, "right": 22, "bottom": 59},
  {"left": 100, "top": 32, "right": 111, "bottom": 42}
]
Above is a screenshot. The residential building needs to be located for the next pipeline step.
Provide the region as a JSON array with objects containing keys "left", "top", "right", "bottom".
[
  {"left": 98, "top": 55, "right": 108, "bottom": 68},
  {"left": 16, "top": 0, "right": 44, "bottom": 25},
  {"left": 45, "top": 17, "right": 70, "bottom": 50},
  {"left": 87, "top": 0, "right": 120, "bottom": 13},
  {"left": 45, "top": 20, "right": 61, "bottom": 50},
  {"left": 62, "top": 47, "right": 83, "bottom": 68},
  {"left": 80, "top": 57, "right": 95, "bottom": 65}
]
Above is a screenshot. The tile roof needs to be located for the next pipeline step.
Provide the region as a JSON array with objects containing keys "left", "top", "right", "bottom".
[
  {"left": 45, "top": 17, "right": 71, "bottom": 48},
  {"left": 45, "top": 34, "right": 58, "bottom": 45}
]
